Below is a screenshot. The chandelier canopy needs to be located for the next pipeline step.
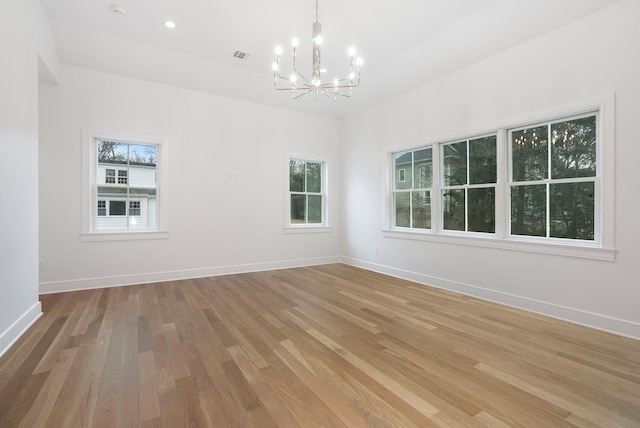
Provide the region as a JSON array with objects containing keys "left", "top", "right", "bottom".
[{"left": 272, "top": 0, "right": 363, "bottom": 100}]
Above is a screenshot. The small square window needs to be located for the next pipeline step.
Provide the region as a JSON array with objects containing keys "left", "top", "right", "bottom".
[
  {"left": 118, "top": 170, "right": 128, "bottom": 184},
  {"left": 129, "top": 201, "right": 141, "bottom": 216},
  {"left": 105, "top": 169, "right": 115, "bottom": 184}
]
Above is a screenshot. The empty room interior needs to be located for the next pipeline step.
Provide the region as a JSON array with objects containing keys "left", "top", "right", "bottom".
[{"left": 1, "top": 0, "right": 639, "bottom": 426}]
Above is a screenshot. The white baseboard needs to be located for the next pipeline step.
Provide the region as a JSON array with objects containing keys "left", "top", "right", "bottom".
[
  {"left": 0, "top": 302, "right": 43, "bottom": 359},
  {"left": 341, "top": 257, "right": 640, "bottom": 341},
  {"left": 39, "top": 256, "right": 342, "bottom": 295}
]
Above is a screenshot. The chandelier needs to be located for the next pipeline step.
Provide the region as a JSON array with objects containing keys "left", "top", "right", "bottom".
[{"left": 272, "top": 0, "right": 363, "bottom": 100}]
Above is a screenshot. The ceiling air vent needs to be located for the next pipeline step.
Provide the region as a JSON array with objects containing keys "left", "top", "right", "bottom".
[{"left": 232, "top": 50, "right": 250, "bottom": 60}]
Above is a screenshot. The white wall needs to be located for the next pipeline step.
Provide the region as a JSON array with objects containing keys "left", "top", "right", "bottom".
[
  {"left": 341, "top": 0, "right": 640, "bottom": 339},
  {"left": 39, "top": 65, "right": 342, "bottom": 291},
  {"left": 0, "top": 0, "right": 43, "bottom": 357}
]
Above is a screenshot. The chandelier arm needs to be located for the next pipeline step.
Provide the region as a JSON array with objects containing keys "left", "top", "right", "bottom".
[{"left": 292, "top": 87, "right": 316, "bottom": 99}]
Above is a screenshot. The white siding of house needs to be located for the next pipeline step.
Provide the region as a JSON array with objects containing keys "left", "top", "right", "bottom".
[
  {"left": 97, "top": 163, "right": 156, "bottom": 187},
  {"left": 96, "top": 197, "right": 156, "bottom": 230}
]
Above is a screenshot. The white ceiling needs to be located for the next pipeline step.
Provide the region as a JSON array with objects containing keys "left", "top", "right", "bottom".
[{"left": 40, "top": 0, "right": 620, "bottom": 119}]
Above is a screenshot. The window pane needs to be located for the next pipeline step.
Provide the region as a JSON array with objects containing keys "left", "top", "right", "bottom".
[
  {"left": 306, "top": 162, "right": 322, "bottom": 193},
  {"left": 395, "top": 152, "right": 412, "bottom": 190},
  {"left": 129, "top": 144, "right": 157, "bottom": 165},
  {"left": 550, "top": 182, "right": 594, "bottom": 240},
  {"left": 411, "top": 191, "right": 431, "bottom": 229},
  {"left": 512, "top": 125, "right": 548, "bottom": 182},
  {"left": 98, "top": 141, "right": 128, "bottom": 162},
  {"left": 442, "top": 189, "right": 465, "bottom": 231},
  {"left": 443, "top": 141, "right": 467, "bottom": 186},
  {"left": 551, "top": 116, "right": 596, "bottom": 179},
  {"left": 394, "top": 192, "right": 410, "bottom": 227},
  {"left": 308, "top": 195, "right": 322, "bottom": 223},
  {"left": 414, "top": 148, "right": 432, "bottom": 189},
  {"left": 290, "top": 160, "right": 305, "bottom": 192},
  {"left": 109, "top": 200, "right": 126, "bottom": 216},
  {"left": 290, "top": 194, "right": 306, "bottom": 223},
  {"left": 469, "top": 136, "right": 497, "bottom": 184},
  {"left": 468, "top": 187, "right": 495, "bottom": 233},
  {"left": 511, "top": 184, "right": 546, "bottom": 236},
  {"left": 97, "top": 201, "right": 106, "bottom": 216}
]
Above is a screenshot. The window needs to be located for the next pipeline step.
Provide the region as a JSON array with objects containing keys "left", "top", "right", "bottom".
[
  {"left": 129, "top": 201, "right": 141, "bottom": 216},
  {"left": 105, "top": 169, "right": 115, "bottom": 184},
  {"left": 393, "top": 148, "right": 432, "bottom": 229},
  {"left": 385, "top": 98, "right": 614, "bottom": 260},
  {"left": 82, "top": 129, "right": 168, "bottom": 240},
  {"left": 109, "top": 200, "right": 127, "bottom": 216},
  {"left": 288, "top": 158, "right": 326, "bottom": 226},
  {"left": 442, "top": 136, "right": 497, "bottom": 233},
  {"left": 510, "top": 114, "right": 596, "bottom": 240}
]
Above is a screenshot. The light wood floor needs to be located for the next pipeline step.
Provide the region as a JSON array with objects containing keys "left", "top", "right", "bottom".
[{"left": 1, "top": 264, "right": 639, "bottom": 427}]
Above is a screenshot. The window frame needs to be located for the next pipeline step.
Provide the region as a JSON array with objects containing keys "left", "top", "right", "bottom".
[
  {"left": 383, "top": 95, "right": 615, "bottom": 261},
  {"left": 81, "top": 129, "right": 169, "bottom": 241},
  {"left": 285, "top": 154, "right": 330, "bottom": 233}
]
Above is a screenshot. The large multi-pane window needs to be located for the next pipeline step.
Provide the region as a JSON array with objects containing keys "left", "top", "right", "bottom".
[
  {"left": 393, "top": 148, "right": 432, "bottom": 229},
  {"left": 510, "top": 114, "right": 596, "bottom": 240},
  {"left": 95, "top": 140, "right": 158, "bottom": 230},
  {"left": 289, "top": 159, "right": 325, "bottom": 225},
  {"left": 389, "top": 111, "right": 600, "bottom": 246},
  {"left": 442, "top": 136, "right": 497, "bottom": 233}
]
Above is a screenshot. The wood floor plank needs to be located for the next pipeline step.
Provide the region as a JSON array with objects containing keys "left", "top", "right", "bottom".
[{"left": 0, "top": 264, "right": 638, "bottom": 427}]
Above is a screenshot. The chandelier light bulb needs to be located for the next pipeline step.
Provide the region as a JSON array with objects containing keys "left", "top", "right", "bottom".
[
  {"left": 290, "top": 74, "right": 297, "bottom": 82},
  {"left": 348, "top": 47, "right": 356, "bottom": 57},
  {"left": 356, "top": 57, "right": 364, "bottom": 67},
  {"left": 292, "top": 38, "right": 299, "bottom": 48},
  {"left": 275, "top": 46, "right": 283, "bottom": 56}
]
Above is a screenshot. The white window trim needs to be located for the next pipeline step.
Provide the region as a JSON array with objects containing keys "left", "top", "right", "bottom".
[
  {"left": 284, "top": 154, "right": 331, "bottom": 233},
  {"left": 81, "top": 128, "right": 169, "bottom": 241},
  {"left": 383, "top": 94, "right": 616, "bottom": 261}
]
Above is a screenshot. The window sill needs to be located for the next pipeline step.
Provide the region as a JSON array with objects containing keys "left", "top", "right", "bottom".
[
  {"left": 285, "top": 226, "right": 332, "bottom": 234},
  {"left": 80, "top": 230, "right": 169, "bottom": 242},
  {"left": 382, "top": 229, "right": 616, "bottom": 261}
]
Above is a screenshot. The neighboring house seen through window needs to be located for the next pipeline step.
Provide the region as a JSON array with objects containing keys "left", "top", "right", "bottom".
[{"left": 95, "top": 140, "right": 158, "bottom": 230}]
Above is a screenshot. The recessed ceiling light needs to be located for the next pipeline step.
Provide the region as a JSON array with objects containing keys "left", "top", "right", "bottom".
[{"left": 165, "top": 21, "right": 176, "bottom": 29}]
